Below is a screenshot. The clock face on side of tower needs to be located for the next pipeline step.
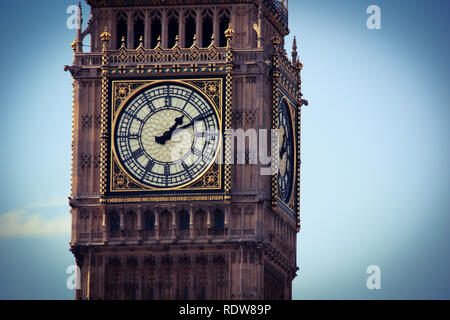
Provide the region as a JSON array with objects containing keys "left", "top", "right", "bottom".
[
  {"left": 113, "top": 82, "right": 221, "bottom": 190},
  {"left": 278, "top": 99, "right": 295, "bottom": 204}
]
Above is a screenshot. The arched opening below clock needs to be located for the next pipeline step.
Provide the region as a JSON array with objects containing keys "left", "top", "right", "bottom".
[
  {"left": 133, "top": 17, "right": 145, "bottom": 48},
  {"left": 178, "top": 210, "right": 190, "bottom": 230},
  {"left": 151, "top": 17, "right": 162, "bottom": 48},
  {"left": 202, "top": 15, "right": 213, "bottom": 47},
  {"left": 82, "top": 34, "right": 91, "bottom": 53},
  {"left": 144, "top": 213, "right": 155, "bottom": 231},
  {"left": 116, "top": 17, "right": 127, "bottom": 49},
  {"left": 109, "top": 213, "right": 120, "bottom": 234},
  {"left": 168, "top": 15, "right": 179, "bottom": 48},
  {"left": 185, "top": 16, "right": 196, "bottom": 47},
  {"left": 213, "top": 209, "right": 225, "bottom": 235},
  {"left": 219, "top": 15, "right": 230, "bottom": 47}
]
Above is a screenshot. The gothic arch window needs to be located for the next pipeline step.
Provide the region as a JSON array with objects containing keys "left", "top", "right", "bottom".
[
  {"left": 232, "top": 208, "right": 242, "bottom": 235},
  {"left": 179, "top": 210, "right": 190, "bottom": 231},
  {"left": 91, "top": 210, "right": 101, "bottom": 235},
  {"left": 79, "top": 212, "right": 89, "bottom": 234},
  {"left": 144, "top": 259, "right": 156, "bottom": 300},
  {"left": 150, "top": 11, "right": 162, "bottom": 48},
  {"left": 160, "top": 210, "right": 171, "bottom": 237},
  {"left": 244, "top": 209, "right": 254, "bottom": 231},
  {"left": 214, "top": 256, "right": 227, "bottom": 299},
  {"left": 194, "top": 209, "right": 207, "bottom": 237},
  {"left": 109, "top": 212, "right": 120, "bottom": 233},
  {"left": 105, "top": 259, "right": 121, "bottom": 300},
  {"left": 177, "top": 257, "right": 191, "bottom": 299},
  {"left": 218, "top": 9, "right": 231, "bottom": 47},
  {"left": 168, "top": 10, "right": 179, "bottom": 48},
  {"left": 116, "top": 12, "right": 128, "bottom": 49},
  {"left": 184, "top": 10, "right": 196, "bottom": 47},
  {"left": 82, "top": 34, "right": 91, "bottom": 53},
  {"left": 125, "top": 211, "right": 137, "bottom": 237},
  {"left": 133, "top": 11, "right": 145, "bottom": 48},
  {"left": 196, "top": 256, "right": 208, "bottom": 299},
  {"left": 201, "top": 9, "right": 213, "bottom": 47},
  {"left": 160, "top": 257, "right": 173, "bottom": 299},
  {"left": 124, "top": 259, "right": 138, "bottom": 300},
  {"left": 144, "top": 211, "right": 155, "bottom": 232},
  {"left": 213, "top": 209, "right": 225, "bottom": 234}
]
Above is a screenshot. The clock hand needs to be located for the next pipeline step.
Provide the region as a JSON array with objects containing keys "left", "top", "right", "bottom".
[
  {"left": 155, "top": 115, "right": 185, "bottom": 145},
  {"left": 279, "top": 132, "right": 288, "bottom": 159},
  {"left": 178, "top": 112, "right": 214, "bottom": 130}
]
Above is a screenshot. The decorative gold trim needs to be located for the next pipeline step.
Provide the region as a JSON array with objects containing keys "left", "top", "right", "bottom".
[
  {"left": 271, "top": 36, "right": 281, "bottom": 207},
  {"left": 223, "top": 26, "right": 234, "bottom": 200},
  {"left": 105, "top": 195, "right": 226, "bottom": 204},
  {"left": 279, "top": 95, "right": 297, "bottom": 211},
  {"left": 70, "top": 79, "right": 76, "bottom": 198},
  {"left": 99, "top": 34, "right": 110, "bottom": 200},
  {"left": 295, "top": 60, "right": 303, "bottom": 233}
]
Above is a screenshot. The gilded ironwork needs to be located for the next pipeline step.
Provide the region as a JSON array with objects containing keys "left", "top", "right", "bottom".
[
  {"left": 108, "top": 78, "right": 225, "bottom": 194},
  {"left": 223, "top": 25, "right": 234, "bottom": 201},
  {"left": 99, "top": 29, "right": 111, "bottom": 200},
  {"left": 271, "top": 35, "right": 281, "bottom": 207}
]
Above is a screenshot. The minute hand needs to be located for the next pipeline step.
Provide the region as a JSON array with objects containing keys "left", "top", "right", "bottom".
[
  {"left": 279, "top": 133, "right": 288, "bottom": 159},
  {"left": 179, "top": 113, "right": 214, "bottom": 130}
]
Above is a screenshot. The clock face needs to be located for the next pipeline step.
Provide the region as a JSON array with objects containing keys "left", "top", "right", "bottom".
[
  {"left": 113, "top": 82, "right": 221, "bottom": 189},
  {"left": 278, "top": 99, "right": 295, "bottom": 203}
]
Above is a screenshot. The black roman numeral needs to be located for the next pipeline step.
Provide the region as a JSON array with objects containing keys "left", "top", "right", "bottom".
[
  {"left": 132, "top": 148, "right": 144, "bottom": 159},
  {"left": 125, "top": 112, "right": 144, "bottom": 123},
  {"left": 181, "top": 161, "right": 193, "bottom": 179},
  {"left": 182, "top": 91, "right": 194, "bottom": 111},
  {"left": 192, "top": 147, "right": 203, "bottom": 158},
  {"left": 143, "top": 93, "right": 156, "bottom": 112},
  {"left": 145, "top": 160, "right": 154, "bottom": 172},
  {"left": 164, "top": 165, "right": 170, "bottom": 176},
  {"left": 118, "top": 133, "right": 139, "bottom": 139}
]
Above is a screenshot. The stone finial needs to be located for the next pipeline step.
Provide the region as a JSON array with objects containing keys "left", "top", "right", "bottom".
[
  {"left": 271, "top": 35, "right": 281, "bottom": 52},
  {"left": 225, "top": 24, "right": 235, "bottom": 49},
  {"left": 224, "top": 24, "right": 235, "bottom": 38},
  {"left": 71, "top": 41, "right": 78, "bottom": 52},
  {"left": 121, "top": 36, "right": 126, "bottom": 48},
  {"left": 100, "top": 26, "right": 111, "bottom": 42},
  {"left": 292, "top": 36, "right": 298, "bottom": 63},
  {"left": 157, "top": 35, "right": 161, "bottom": 47},
  {"left": 77, "top": 2, "right": 83, "bottom": 31},
  {"left": 139, "top": 36, "right": 144, "bottom": 47},
  {"left": 100, "top": 26, "right": 111, "bottom": 52}
]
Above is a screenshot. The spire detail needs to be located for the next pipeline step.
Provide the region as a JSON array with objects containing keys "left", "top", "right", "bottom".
[{"left": 292, "top": 36, "right": 298, "bottom": 63}]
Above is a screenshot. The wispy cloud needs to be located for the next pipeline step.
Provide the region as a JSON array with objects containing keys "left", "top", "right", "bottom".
[
  {"left": 24, "top": 198, "right": 68, "bottom": 209},
  {"left": 0, "top": 210, "right": 70, "bottom": 238}
]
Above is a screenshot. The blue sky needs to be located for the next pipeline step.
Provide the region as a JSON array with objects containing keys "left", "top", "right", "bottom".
[{"left": 0, "top": 0, "right": 449, "bottom": 299}]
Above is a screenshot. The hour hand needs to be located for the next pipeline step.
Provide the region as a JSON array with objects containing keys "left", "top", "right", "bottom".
[{"left": 155, "top": 116, "right": 185, "bottom": 145}]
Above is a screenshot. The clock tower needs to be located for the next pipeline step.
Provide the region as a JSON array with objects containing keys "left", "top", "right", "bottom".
[{"left": 66, "top": 0, "right": 305, "bottom": 300}]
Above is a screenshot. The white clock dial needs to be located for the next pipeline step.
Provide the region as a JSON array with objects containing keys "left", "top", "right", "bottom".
[{"left": 114, "top": 83, "right": 220, "bottom": 189}]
